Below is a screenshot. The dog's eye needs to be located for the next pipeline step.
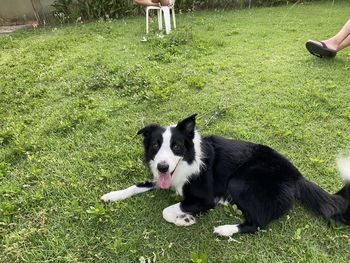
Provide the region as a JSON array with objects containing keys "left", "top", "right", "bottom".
[
  {"left": 172, "top": 143, "right": 181, "bottom": 151},
  {"left": 152, "top": 143, "right": 159, "bottom": 150}
]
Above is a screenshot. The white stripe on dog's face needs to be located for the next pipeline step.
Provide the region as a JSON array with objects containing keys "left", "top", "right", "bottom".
[{"left": 149, "top": 126, "right": 182, "bottom": 181}]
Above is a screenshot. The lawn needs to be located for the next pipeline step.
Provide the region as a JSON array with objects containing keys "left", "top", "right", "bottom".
[{"left": 1, "top": 0, "right": 350, "bottom": 262}]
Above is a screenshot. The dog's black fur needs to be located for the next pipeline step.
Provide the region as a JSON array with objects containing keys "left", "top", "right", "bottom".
[{"left": 191, "top": 136, "right": 350, "bottom": 232}]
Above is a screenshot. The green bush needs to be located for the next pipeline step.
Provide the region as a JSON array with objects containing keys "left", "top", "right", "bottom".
[
  {"left": 52, "top": 0, "right": 316, "bottom": 23},
  {"left": 52, "top": 0, "right": 139, "bottom": 23}
]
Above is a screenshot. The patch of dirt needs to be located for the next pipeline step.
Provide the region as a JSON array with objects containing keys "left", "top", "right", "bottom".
[{"left": 0, "top": 25, "right": 32, "bottom": 36}]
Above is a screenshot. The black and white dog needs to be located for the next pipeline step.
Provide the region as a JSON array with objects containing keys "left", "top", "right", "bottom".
[{"left": 102, "top": 114, "right": 350, "bottom": 236}]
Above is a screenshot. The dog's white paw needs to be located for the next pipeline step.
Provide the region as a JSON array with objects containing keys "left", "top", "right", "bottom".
[
  {"left": 162, "top": 203, "right": 196, "bottom": 226},
  {"left": 174, "top": 214, "right": 196, "bottom": 226},
  {"left": 213, "top": 224, "right": 239, "bottom": 237},
  {"left": 101, "top": 190, "right": 127, "bottom": 202}
]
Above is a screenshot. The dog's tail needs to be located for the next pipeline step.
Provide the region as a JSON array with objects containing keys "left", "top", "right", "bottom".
[
  {"left": 333, "top": 156, "right": 350, "bottom": 224},
  {"left": 296, "top": 156, "right": 350, "bottom": 224}
]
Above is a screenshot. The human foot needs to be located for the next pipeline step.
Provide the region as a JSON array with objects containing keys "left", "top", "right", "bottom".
[
  {"left": 322, "top": 39, "right": 339, "bottom": 51},
  {"left": 306, "top": 40, "right": 337, "bottom": 58}
]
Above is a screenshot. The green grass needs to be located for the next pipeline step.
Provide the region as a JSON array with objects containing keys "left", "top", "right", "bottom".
[{"left": 1, "top": 1, "right": 350, "bottom": 262}]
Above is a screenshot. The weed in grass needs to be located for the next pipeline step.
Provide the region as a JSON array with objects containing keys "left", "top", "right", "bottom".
[
  {"left": 186, "top": 75, "right": 207, "bottom": 89},
  {"left": 2, "top": 140, "right": 38, "bottom": 165},
  {"left": 114, "top": 65, "right": 151, "bottom": 99},
  {"left": 0, "top": 162, "right": 11, "bottom": 178},
  {"left": 190, "top": 252, "right": 208, "bottom": 263},
  {"left": 0, "top": 130, "right": 14, "bottom": 146},
  {"left": 44, "top": 96, "right": 108, "bottom": 136},
  {"left": 88, "top": 67, "right": 115, "bottom": 90},
  {"left": 113, "top": 65, "right": 174, "bottom": 102},
  {"left": 146, "top": 28, "right": 207, "bottom": 64},
  {"left": 0, "top": 202, "right": 16, "bottom": 222}
]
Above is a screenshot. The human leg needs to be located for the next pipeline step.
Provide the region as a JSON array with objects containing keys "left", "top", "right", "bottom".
[
  {"left": 134, "top": 0, "right": 160, "bottom": 7},
  {"left": 323, "top": 19, "right": 350, "bottom": 51},
  {"left": 159, "top": 0, "right": 171, "bottom": 6},
  {"left": 337, "top": 33, "right": 350, "bottom": 51}
]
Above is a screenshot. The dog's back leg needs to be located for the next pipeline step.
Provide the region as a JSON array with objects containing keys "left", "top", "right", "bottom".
[
  {"left": 101, "top": 181, "right": 155, "bottom": 202},
  {"left": 213, "top": 158, "right": 298, "bottom": 237},
  {"left": 213, "top": 220, "right": 258, "bottom": 237}
]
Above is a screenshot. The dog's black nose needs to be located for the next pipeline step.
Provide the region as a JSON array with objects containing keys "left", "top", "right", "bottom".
[{"left": 157, "top": 162, "right": 169, "bottom": 173}]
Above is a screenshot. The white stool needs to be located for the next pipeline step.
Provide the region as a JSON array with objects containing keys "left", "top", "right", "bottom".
[{"left": 145, "top": 5, "right": 176, "bottom": 34}]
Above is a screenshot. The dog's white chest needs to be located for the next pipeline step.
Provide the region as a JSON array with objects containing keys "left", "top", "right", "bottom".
[
  {"left": 171, "top": 176, "right": 186, "bottom": 196},
  {"left": 175, "top": 186, "right": 184, "bottom": 196},
  {"left": 170, "top": 160, "right": 202, "bottom": 196}
]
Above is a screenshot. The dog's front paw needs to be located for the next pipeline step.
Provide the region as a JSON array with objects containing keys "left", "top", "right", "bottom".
[
  {"left": 174, "top": 214, "right": 196, "bottom": 226},
  {"left": 101, "top": 190, "right": 126, "bottom": 202}
]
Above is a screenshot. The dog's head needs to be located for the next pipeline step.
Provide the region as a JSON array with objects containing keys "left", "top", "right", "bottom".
[{"left": 137, "top": 114, "right": 201, "bottom": 189}]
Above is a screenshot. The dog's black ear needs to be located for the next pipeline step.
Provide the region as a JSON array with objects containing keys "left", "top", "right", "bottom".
[
  {"left": 137, "top": 124, "right": 159, "bottom": 137},
  {"left": 177, "top": 114, "right": 197, "bottom": 138}
]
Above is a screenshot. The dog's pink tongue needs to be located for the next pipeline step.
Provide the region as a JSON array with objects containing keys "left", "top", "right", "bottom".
[{"left": 158, "top": 173, "right": 172, "bottom": 189}]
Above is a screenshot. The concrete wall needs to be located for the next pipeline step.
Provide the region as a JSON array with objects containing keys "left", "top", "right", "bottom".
[{"left": 0, "top": 0, "right": 55, "bottom": 25}]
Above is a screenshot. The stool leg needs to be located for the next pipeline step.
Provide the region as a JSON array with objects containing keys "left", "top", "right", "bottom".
[
  {"left": 146, "top": 8, "right": 149, "bottom": 34},
  {"left": 162, "top": 6, "right": 171, "bottom": 34},
  {"left": 171, "top": 7, "right": 176, "bottom": 29},
  {"left": 157, "top": 9, "right": 163, "bottom": 31}
]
